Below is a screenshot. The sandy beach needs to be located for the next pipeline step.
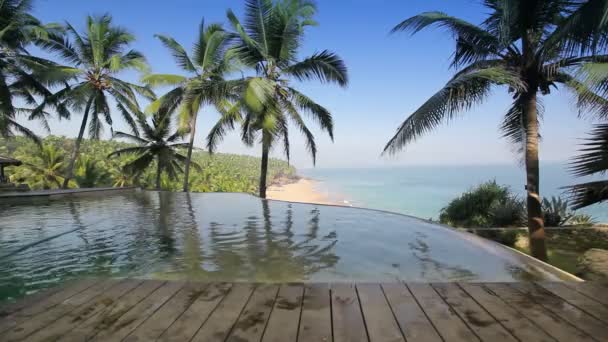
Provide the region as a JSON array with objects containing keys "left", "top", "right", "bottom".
[{"left": 266, "top": 177, "right": 346, "bottom": 206}]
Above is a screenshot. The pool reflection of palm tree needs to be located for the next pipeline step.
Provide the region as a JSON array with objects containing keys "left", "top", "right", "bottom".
[
  {"left": 156, "top": 192, "right": 177, "bottom": 256},
  {"left": 179, "top": 197, "right": 339, "bottom": 282}
]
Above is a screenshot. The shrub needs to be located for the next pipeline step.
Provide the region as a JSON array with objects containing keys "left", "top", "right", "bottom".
[
  {"left": 475, "top": 229, "right": 520, "bottom": 247},
  {"left": 542, "top": 196, "right": 572, "bottom": 226},
  {"left": 569, "top": 213, "right": 596, "bottom": 227},
  {"left": 440, "top": 180, "right": 525, "bottom": 228}
]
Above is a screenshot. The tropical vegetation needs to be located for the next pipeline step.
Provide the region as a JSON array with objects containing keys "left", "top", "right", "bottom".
[
  {"left": 0, "top": 0, "right": 62, "bottom": 141},
  {"left": 34, "top": 14, "right": 154, "bottom": 189},
  {"left": 143, "top": 20, "right": 236, "bottom": 192},
  {"left": 1, "top": 136, "right": 295, "bottom": 192},
  {"left": 384, "top": 0, "right": 608, "bottom": 260},
  {"left": 439, "top": 180, "right": 525, "bottom": 228},
  {"left": 109, "top": 110, "right": 195, "bottom": 190},
  {"left": 205, "top": 0, "right": 348, "bottom": 198}
]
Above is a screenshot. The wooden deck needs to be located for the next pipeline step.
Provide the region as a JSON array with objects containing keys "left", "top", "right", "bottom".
[{"left": 0, "top": 280, "right": 606, "bottom": 341}]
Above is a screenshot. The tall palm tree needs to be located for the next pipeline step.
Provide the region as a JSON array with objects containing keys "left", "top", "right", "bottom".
[
  {"left": 109, "top": 111, "right": 199, "bottom": 190},
  {"left": 208, "top": 0, "right": 348, "bottom": 198},
  {"left": 0, "top": 0, "right": 63, "bottom": 141},
  {"left": 383, "top": 0, "right": 608, "bottom": 261},
  {"left": 143, "top": 19, "right": 236, "bottom": 192},
  {"left": 11, "top": 144, "right": 65, "bottom": 189},
  {"left": 34, "top": 14, "right": 154, "bottom": 188}
]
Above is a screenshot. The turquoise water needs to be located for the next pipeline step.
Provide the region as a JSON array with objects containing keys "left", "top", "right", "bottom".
[
  {"left": 0, "top": 191, "right": 567, "bottom": 301},
  {"left": 301, "top": 163, "right": 608, "bottom": 222}
]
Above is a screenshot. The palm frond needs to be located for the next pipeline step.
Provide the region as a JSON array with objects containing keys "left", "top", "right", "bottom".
[
  {"left": 392, "top": 11, "right": 503, "bottom": 67},
  {"left": 284, "top": 50, "right": 348, "bottom": 86},
  {"left": 383, "top": 66, "right": 525, "bottom": 154},
  {"left": 155, "top": 34, "right": 197, "bottom": 73},
  {"left": 541, "top": 0, "right": 608, "bottom": 57},
  {"left": 141, "top": 74, "right": 187, "bottom": 88},
  {"left": 288, "top": 87, "right": 333, "bottom": 140},
  {"left": 570, "top": 123, "right": 608, "bottom": 177},
  {"left": 564, "top": 180, "right": 608, "bottom": 209}
]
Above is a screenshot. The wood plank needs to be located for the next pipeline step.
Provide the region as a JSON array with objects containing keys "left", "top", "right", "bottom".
[
  {"left": 484, "top": 283, "right": 594, "bottom": 341},
  {"left": 357, "top": 283, "right": 404, "bottom": 342},
  {"left": 432, "top": 283, "right": 517, "bottom": 341},
  {"left": 123, "top": 282, "right": 210, "bottom": 341},
  {"left": 3, "top": 279, "right": 123, "bottom": 342},
  {"left": 261, "top": 284, "right": 304, "bottom": 342},
  {"left": 297, "top": 283, "right": 331, "bottom": 342},
  {"left": 562, "top": 282, "right": 608, "bottom": 306},
  {"left": 511, "top": 282, "right": 608, "bottom": 341},
  {"left": 381, "top": 283, "right": 442, "bottom": 342},
  {"left": 0, "top": 283, "right": 64, "bottom": 317},
  {"left": 53, "top": 280, "right": 162, "bottom": 342},
  {"left": 92, "top": 281, "right": 185, "bottom": 341},
  {"left": 190, "top": 283, "right": 255, "bottom": 342},
  {"left": 226, "top": 284, "right": 278, "bottom": 342},
  {"left": 458, "top": 283, "right": 555, "bottom": 342},
  {"left": 538, "top": 282, "right": 608, "bottom": 323},
  {"left": 331, "top": 283, "right": 368, "bottom": 342},
  {"left": 0, "top": 278, "right": 98, "bottom": 333},
  {"left": 406, "top": 283, "right": 479, "bottom": 342},
  {"left": 158, "top": 282, "right": 232, "bottom": 342}
]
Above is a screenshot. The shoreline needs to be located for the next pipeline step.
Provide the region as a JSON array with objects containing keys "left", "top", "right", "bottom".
[{"left": 266, "top": 176, "right": 348, "bottom": 206}]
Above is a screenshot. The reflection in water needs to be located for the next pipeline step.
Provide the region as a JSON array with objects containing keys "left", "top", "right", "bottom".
[
  {"left": 409, "top": 232, "right": 475, "bottom": 281},
  {"left": 0, "top": 191, "right": 565, "bottom": 301}
]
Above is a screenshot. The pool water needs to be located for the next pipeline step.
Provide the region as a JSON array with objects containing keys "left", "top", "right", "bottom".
[{"left": 0, "top": 191, "right": 564, "bottom": 301}]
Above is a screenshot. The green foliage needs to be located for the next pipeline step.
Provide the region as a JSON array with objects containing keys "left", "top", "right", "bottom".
[
  {"left": 0, "top": 0, "right": 63, "bottom": 141},
  {"left": 569, "top": 213, "right": 597, "bottom": 227},
  {"left": 10, "top": 143, "right": 65, "bottom": 189},
  {"left": 566, "top": 124, "right": 608, "bottom": 209},
  {"left": 474, "top": 229, "right": 520, "bottom": 248},
  {"left": 542, "top": 196, "right": 573, "bottom": 227},
  {"left": 74, "top": 157, "right": 110, "bottom": 188},
  {"left": 1, "top": 135, "right": 294, "bottom": 193},
  {"left": 440, "top": 180, "right": 525, "bottom": 228}
]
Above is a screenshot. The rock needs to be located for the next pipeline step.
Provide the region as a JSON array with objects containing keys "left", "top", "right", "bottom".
[{"left": 577, "top": 249, "right": 608, "bottom": 280}]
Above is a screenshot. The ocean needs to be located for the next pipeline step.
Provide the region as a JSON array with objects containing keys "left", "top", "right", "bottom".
[{"left": 300, "top": 163, "right": 608, "bottom": 222}]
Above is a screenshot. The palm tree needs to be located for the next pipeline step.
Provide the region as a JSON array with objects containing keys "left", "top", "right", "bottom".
[
  {"left": 143, "top": 19, "right": 236, "bottom": 192},
  {"left": 11, "top": 144, "right": 65, "bottom": 189},
  {"left": 74, "top": 156, "right": 108, "bottom": 188},
  {"left": 566, "top": 123, "right": 608, "bottom": 208},
  {"left": 34, "top": 14, "right": 154, "bottom": 188},
  {"left": 383, "top": 1, "right": 608, "bottom": 261},
  {"left": 208, "top": 0, "right": 348, "bottom": 198},
  {"left": 109, "top": 111, "right": 199, "bottom": 190},
  {"left": 0, "top": 0, "right": 63, "bottom": 141}
]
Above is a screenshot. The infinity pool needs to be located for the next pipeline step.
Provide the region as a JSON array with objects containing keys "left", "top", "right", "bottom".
[{"left": 0, "top": 190, "right": 566, "bottom": 300}]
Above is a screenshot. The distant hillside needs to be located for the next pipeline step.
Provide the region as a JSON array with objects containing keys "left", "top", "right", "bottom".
[{"left": 0, "top": 136, "right": 296, "bottom": 193}]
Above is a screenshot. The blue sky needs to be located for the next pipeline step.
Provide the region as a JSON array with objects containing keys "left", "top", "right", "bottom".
[{"left": 27, "top": 0, "right": 600, "bottom": 168}]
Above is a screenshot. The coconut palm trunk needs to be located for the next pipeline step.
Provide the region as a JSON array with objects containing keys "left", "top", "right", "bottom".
[
  {"left": 522, "top": 31, "right": 547, "bottom": 261},
  {"left": 182, "top": 113, "right": 198, "bottom": 192},
  {"left": 524, "top": 96, "right": 547, "bottom": 260},
  {"left": 63, "top": 100, "right": 92, "bottom": 189},
  {"left": 259, "top": 132, "right": 270, "bottom": 199}
]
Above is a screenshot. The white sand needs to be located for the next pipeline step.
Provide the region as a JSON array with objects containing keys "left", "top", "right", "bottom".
[{"left": 266, "top": 178, "right": 345, "bottom": 206}]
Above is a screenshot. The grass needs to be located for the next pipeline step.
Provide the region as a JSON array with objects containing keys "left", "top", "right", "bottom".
[{"left": 515, "top": 246, "right": 580, "bottom": 275}]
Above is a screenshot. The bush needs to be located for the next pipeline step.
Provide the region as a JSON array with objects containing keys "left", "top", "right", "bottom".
[
  {"left": 440, "top": 180, "right": 525, "bottom": 228},
  {"left": 569, "top": 213, "right": 596, "bottom": 227},
  {"left": 542, "top": 196, "right": 572, "bottom": 226},
  {"left": 475, "top": 229, "right": 520, "bottom": 247}
]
